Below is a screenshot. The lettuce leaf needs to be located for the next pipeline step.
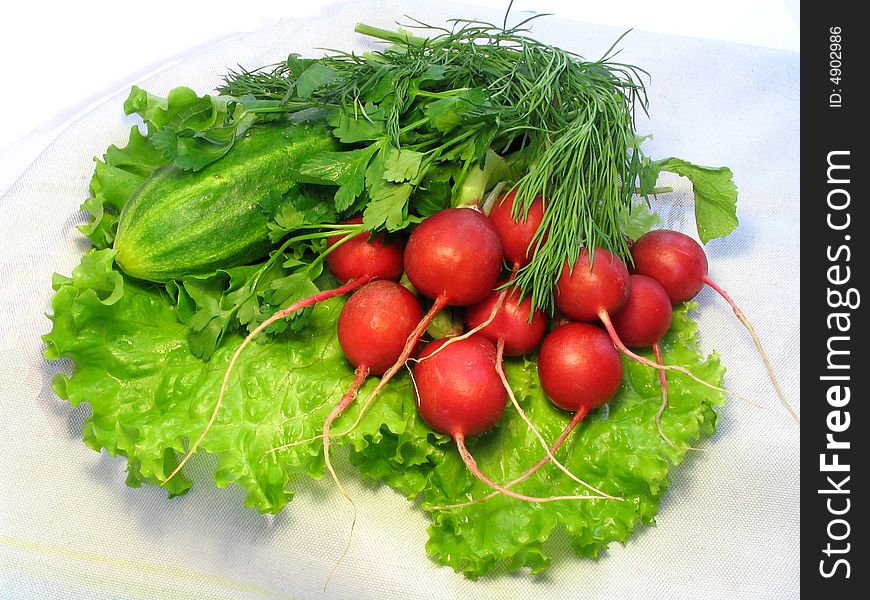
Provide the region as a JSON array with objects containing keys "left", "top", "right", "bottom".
[
  {"left": 43, "top": 248, "right": 428, "bottom": 510},
  {"left": 123, "top": 86, "right": 289, "bottom": 171},
  {"left": 82, "top": 126, "right": 169, "bottom": 248},
  {"left": 43, "top": 247, "right": 724, "bottom": 576}
]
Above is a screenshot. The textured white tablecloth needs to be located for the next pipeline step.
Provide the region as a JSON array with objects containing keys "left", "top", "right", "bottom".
[{"left": 0, "top": 1, "right": 800, "bottom": 598}]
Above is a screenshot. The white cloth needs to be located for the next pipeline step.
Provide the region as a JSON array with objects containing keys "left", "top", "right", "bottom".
[{"left": 0, "top": 1, "right": 799, "bottom": 598}]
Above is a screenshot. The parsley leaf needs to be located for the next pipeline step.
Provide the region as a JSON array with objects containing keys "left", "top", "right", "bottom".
[
  {"left": 383, "top": 148, "right": 424, "bottom": 182},
  {"left": 363, "top": 147, "right": 413, "bottom": 230},
  {"left": 424, "top": 88, "right": 490, "bottom": 133},
  {"left": 299, "top": 145, "right": 378, "bottom": 212},
  {"left": 328, "top": 103, "right": 385, "bottom": 143}
]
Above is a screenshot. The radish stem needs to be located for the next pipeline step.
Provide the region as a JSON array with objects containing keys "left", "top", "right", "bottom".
[
  {"left": 653, "top": 342, "right": 676, "bottom": 449},
  {"left": 415, "top": 288, "right": 507, "bottom": 364},
  {"left": 598, "top": 309, "right": 739, "bottom": 400},
  {"left": 432, "top": 408, "right": 599, "bottom": 510},
  {"left": 322, "top": 364, "right": 369, "bottom": 591},
  {"left": 349, "top": 292, "right": 449, "bottom": 426}
]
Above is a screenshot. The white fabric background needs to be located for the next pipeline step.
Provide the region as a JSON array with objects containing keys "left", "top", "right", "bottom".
[
  {"left": 0, "top": 0, "right": 800, "bottom": 197},
  {"left": 0, "top": 1, "right": 800, "bottom": 598}
]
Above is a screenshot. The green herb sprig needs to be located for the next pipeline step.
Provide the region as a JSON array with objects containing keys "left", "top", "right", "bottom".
[{"left": 220, "top": 15, "right": 649, "bottom": 313}]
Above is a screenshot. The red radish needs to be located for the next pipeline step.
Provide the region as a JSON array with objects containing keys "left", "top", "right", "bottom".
[
  {"left": 505, "top": 323, "right": 623, "bottom": 490},
  {"left": 415, "top": 334, "right": 605, "bottom": 505},
  {"left": 349, "top": 208, "right": 504, "bottom": 424},
  {"left": 337, "top": 280, "right": 424, "bottom": 376},
  {"left": 465, "top": 286, "right": 559, "bottom": 469},
  {"left": 555, "top": 247, "right": 630, "bottom": 323},
  {"left": 611, "top": 275, "right": 672, "bottom": 348},
  {"left": 492, "top": 335, "right": 615, "bottom": 498},
  {"left": 415, "top": 336, "right": 506, "bottom": 437},
  {"left": 631, "top": 229, "right": 706, "bottom": 304},
  {"left": 326, "top": 217, "right": 404, "bottom": 283},
  {"left": 464, "top": 285, "right": 547, "bottom": 357},
  {"left": 165, "top": 219, "right": 406, "bottom": 484},
  {"left": 323, "top": 280, "right": 423, "bottom": 488},
  {"left": 538, "top": 322, "right": 624, "bottom": 414},
  {"left": 555, "top": 248, "right": 729, "bottom": 395},
  {"left": 488, "top": 190, "right": 547, "bottom": 269},
  {"left": 431, "top": 190, "right": 547, "bottom": 363},
  {"left": 611, "top": 275, "right": 677, "bottom": 446},
  {"left": 632, "top": 229, "right": 799, "bottom": 424},
  {"left": 403, "top": 208, "right": 503, "bottom": 306}
]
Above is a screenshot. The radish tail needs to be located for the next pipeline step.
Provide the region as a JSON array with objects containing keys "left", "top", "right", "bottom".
[
  {"left": 164, "top": 275, "right": 373, "bottom": 484},
  {"left": 416, "top": 268, "right": 519, "bottom": 364},
  {"left": 322, "top": 365, "right": 369, "bottom": 591},
  {"left": 494, "top": 339, "right": 614, "bottom": 498},
  {"left": 598, "top": 310, "right": 741, "bottom": 401},
  {"left": 704, "top": 276, "right": 800, "bottom": 425},
  {"left": 323, "top": 365, "right": 369, "bottom": 497},
  {"left": 262, "top": 434, "right": 327, "bottom": 460},
  {"left": 417, "top": 289, "right": 509, "bottom": 364},
  {"left": 451, "top": 434, "right": 607, "bottom": 505},
  {"left": 433, "top": 408, "right": 605, "bottom": 510},
  {"left": 652, "top": 343, "right": 678, "bottom": 449},
  {"left": 504, "top": 406, "right": 590, "bottom": 489},
  {"left": 652, "top": 342, "right": 673, "bottom": 447},
  {"left": 649, "top": 344, "right": 704, "bottom": 451}
]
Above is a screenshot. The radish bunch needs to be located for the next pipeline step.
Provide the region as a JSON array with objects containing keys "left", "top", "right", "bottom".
[
  {"left": 332, "top": 196, "right": 735, "bottom": 506},
  {"left": 402, "top": 193, "right": 794, "bottom": 504},
  {"left": 169, "top": 188, "right": 792, "bottom": 514},
  {"left": 398, "top": 206, "right": 609, "bottom": 504}
]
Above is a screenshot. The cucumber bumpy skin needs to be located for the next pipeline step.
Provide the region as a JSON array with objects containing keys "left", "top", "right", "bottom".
[{"left": 113, "top": 122, "right": 337, "bottom": 282}]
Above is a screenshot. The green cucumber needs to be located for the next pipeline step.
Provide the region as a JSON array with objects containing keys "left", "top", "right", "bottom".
[{"left": 113, "top": 122, "right": 337, "bottom": 282}]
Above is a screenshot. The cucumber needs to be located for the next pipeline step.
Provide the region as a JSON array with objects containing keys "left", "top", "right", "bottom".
[{"left": 113, "top": 122, "right": 337, "bottom": 282}]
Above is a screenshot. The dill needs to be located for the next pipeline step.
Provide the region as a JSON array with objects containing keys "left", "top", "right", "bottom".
[{"left": 219, "top": 14, "right": 648, "bottom": 314}]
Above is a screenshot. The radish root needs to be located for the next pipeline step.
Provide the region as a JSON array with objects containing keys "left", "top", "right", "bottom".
[
  {"left": 430, "top": 408, "right": 604, "bottom": 511},
  {"left": 415, "top": 267, "right": 519, "bottom": 365},
  {"left": 652, "top": 343, "right": 704, "bottom": 452},
  {"left": 704, "top": 276, "right": 800, "bottom": 425},
  {"left": 322, "top": 365, "right": 369, "bottom": 591},
  {"left": 448, "top": 434, "right": 610, "bottom": 505},
  {"left": 494, "top": 338, "right": 617, "bottom": 499},
  {"left": 598, "top": 310, "right": 753, "bottom": 405},
  {"left": 413, "top": 290, "right": 507, "bottom": 365},
  {"left": 323, "top": 366, "right": 369, "bottom": 494},
  {"left": 341, "top": 293, "right": 448, "bottom": 432}
]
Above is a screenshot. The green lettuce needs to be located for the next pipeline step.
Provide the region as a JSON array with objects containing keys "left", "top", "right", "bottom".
[
  {"left": 43, "top": 247, "right": 724, "bottom": 576},
  {"left": 82, "top": 126, "right": 169, "bottom": 249},
  {"left": 43, "top": 247, "right": 433, "bottom": 510}
]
